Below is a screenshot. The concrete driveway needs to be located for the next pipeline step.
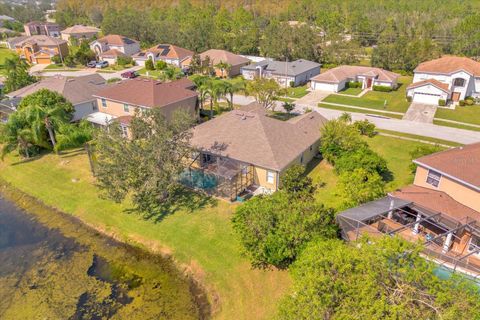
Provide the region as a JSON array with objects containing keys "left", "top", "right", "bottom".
[
  {"left": 403, "top": 103, "right": 437, "bottom": 123},
  {"left": 35, "top": 65, "right": 143, "bottom": 80},
  {"left": 295, "top": 90, "right": 330, "bottom": 107}
]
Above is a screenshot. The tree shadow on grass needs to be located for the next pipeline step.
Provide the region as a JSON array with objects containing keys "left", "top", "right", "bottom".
[{"left": 124, "top": 187, "right": 219, "bottom": 223}]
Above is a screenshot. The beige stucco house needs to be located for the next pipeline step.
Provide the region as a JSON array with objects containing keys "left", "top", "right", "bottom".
[
  {"left": 61, "top": 25, "right": 100, "bottom": 43},
  {"left": 186, "top": 103, "right": 327, "bottom": 201}
]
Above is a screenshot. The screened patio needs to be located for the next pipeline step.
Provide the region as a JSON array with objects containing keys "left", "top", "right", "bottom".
[{"left": 337, "top": 196, "right": 480, "bottom": 281}]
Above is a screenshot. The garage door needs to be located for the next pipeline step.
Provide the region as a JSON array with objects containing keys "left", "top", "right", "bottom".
[
  {"left": 413, "top": 92, "right": 440, "bottom": 105},
  {"left": 312, "top": 81, "right": 337, "bottom": 92}
]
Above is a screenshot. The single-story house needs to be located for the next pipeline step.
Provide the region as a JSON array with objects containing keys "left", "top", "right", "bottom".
[
  {"left": 189, "top": 49, "right": 251, "bottom": 77},
  {"left": 406, "top": 56, "right": 480, "bottom": 105},
  {"left": 6, "top": 74, "right": 107, "bottom": 121},
  {"left": 90, "top": 78, "right": 198, "bottom": 134},
  {"left": 9, "top": 35, "right": 69, "bottom": 64},
  {"left": 187, "top": 103, "right": 328, "bottom": 200},
  {"left": 90, "top": 34, "right": 140, "bottom": 63},
  {"left": 0, "top": 15, "right": 15, "bottom": 27},
  {"left": 0, "top": 97, "right": 20, "bottom": 123},
  {"left": 310, "top": 65, "right": 400, "bottom": 92},
  {"left": 60, "top": 25, "right": 100, "bottom": 43},
  {"left": 337, "top": 142, "right": 480, "bottom": 277},
  {"left": 132, "top": 44, "right": 193, "bottom": 68},
  {"left": 241, "top": 59, "right": 321, "bottom": 87}
]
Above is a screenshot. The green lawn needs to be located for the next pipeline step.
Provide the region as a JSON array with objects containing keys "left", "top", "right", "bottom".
[
  {"left": 0, "top": 151, "right": 290, "bottom": 320},
  {"left": 104, "top": 64, "right": 134, "bottom": 71},
  {"left": 318, "top": 103, "right": 404, "bottom": 119},
  {"left": 434, "top": 105, "right": 480, "bottom": 126},
  {"left": 433, "top": 119, "right": 480, "bottom": 132},
  {"left": 322, "top": 76, "right": 413, "bottom": 113},
  {"left": 0, "top": 48, "right": 17, "bottom": 75},
  {"left": 376, "top": 129, "right": 462, "bottom": 147},
  {"left": 44, "top": 63, "right": 83, "bottom": 71},
  {"left": 138, "top": 67, "right": 163, "bottom": 77},
  {"left": 339, "top": 87, "right": 363, "bottom": 96},
  {"left": 283, "top": 84, "right": 309, "bottom": 99}
]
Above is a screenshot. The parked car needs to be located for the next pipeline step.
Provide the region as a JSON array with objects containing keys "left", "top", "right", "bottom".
[
  {"left": 95, "top": 61, "right": 109, "bottom": 69},
  {"left": 86, "top": 61, "right": 97, "bottom": 68},
  {"left": 121, "top": 70, "right": 139, "bottom": 79}
]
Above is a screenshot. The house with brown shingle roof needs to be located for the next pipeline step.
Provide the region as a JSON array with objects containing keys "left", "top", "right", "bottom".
[
  {"left": 337, "top": 142, "right": 480, "bottom": 277},
  {"left": 90, "top": 34, "right": 140, "bottom": 63},
  {"left": 89, "top": 78, "right": 198, "bottom": 132},
  {"left": 24, "top": 21, "right": 61, "bottom": 37},
  {"left": 11, "top": 35, "right": 69, "bottom": 64},
  {"left": 132, "top": 44, "right": 193, "bottom": 68},
  {"left": 406, "top": 56, "right": 480, "bottom": 105},
  {"left": 190, "top": 49, "right": 251, "bottom": 77},
  {"left": 310, "top": 65, "right": 400, "bottom": 92},
  {"left": 185, "top": 103, "right": 328, "bottom": 200},
  {"left": 60, "top": 25, "right": 100, "bottom": 43}
]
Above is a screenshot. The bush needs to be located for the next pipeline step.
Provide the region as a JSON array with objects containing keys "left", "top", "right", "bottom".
[
  {"left": 335, "top": 147, "right": 389, "bottom": 177},
  {"left": 117, "top": 55, "right": 133, "bottom": 66},
  {"left": 406, "top": 95, "right": 412, "bottom": 102},
  {"left": 408, "top": 144, "right": 443, "bottom": 173},
  {"left": 353, "top": 119, "right": 376, "bottom": 137},
  {"left": 319, "top": 120, "right": 367, "bottom": 164},
  {"left": 465, "top": 99, "right": 474, "bottom": 106},
  {"left": 51, "top": 55, "right": 62, "bottom": 64},
  {"left": 107, "top": 77, "right": 122, "bottom": 84},
  {"left": 465, "top": 96, "right": 474, "bottom": 102},
  {"left": 459, "top": 100, "right": 466, "bottom": 106},
  {"left": 280, "top": 164, "right": 315, "bottom": 198},
  {"left": 64, "top": 55, "right": 76, "bottom": 67},
  {"left": 338, "top": 168, "right": 386, "bottom": 207},
  {"left": 232, "top": 191, "right": 337, "bottom": 268},
  {"left": 289, "top": 81, "right": 295, "bottom": 87},
  {"left": 156, "top": 60, "right": 167, "bottom": 70},
  {"left": 438, "top": 99, "right": 446, "bottom": 106},
  {"left": 372, "top": 85, "right": 392, "bottom": 92},
  {"left": 145, "top": 58, "right": 154, "bottom": 71},
  {"left": 347, "top": 81, "right": 361, "bottom": 88}
]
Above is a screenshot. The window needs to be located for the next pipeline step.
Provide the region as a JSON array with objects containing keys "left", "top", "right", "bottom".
[
  {"left": 266, "top": 171, "right": 275, "bottom": 184},
  {"left": 468, "top": 236, "right": 480, "bottom": 255},
  {"left": 309, "top": 145, "right": 313, "bottom": 151},
  {"left": 123, "top": 104, "right": 129, "bottom": 113},
  {"left": 453, "top": 78, "right": 465, "bottom": 87},
  {"left": 300, "top": 154, "right": 304, "bottom": 163},
  {"left": 426, "top": 170, "right": 441, "bottom": 187},
  {"left": 92, "top": 101, "right": 98, "bottom": 111},
  {"left": 101, "top": 98, "right": 107, "bottom": 108},
  {"left": 120, "top": 125, "right": 128, "bottom": 138}
]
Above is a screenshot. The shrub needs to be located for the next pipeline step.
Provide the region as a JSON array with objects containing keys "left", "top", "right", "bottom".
[
  {"left": 335, "top": 147, "right": 389, "bottom": 177},
  {"left": 107, "top": 77, "right": 122, "bottom": 83},
  {"left": 459, "top": 100, "right": 466, "bottom": 106},
  {"left": 338, "top": 168, "right": 386, "bottom": 207},
  {"left": 465, "top": 99, "right": 474, "bottom": 106},
  {"left": 438, "top": 99, "right": 446, "bottom": 106},
  {"left": 406, "top": 95, "right": 412, "bottom": 102},
  {"left": 319, "top": 120, "right": 367, "bottom": 164},
  {"left": 51, "top": 55, "right": 62, "bottom": 64},
  {"left": 372, "top": 85, "right": 392, "bottom": 92},
  {"left": 347, "top": 81, "right": 361, "bottom": 88},
  {"left": 280, "top": 164, "right": 315, "bottom": 198},
  {"left": 408, "top": 144, "right": 443, "bottom": 173},
  {"left": 145, "top": 58, "right": 154, "bottom": 70},
  {"left": 282, "top": 101, "right": 295, "bottom": 114},
  {"left": 64, "top": 55, "right": 76, "bottom": 67},
  {"left": 289, "top": 81, "right": 295, "bottom": 87},
  {"left": 155, "top": 60, "right": 167, "bottom": 70},
  {"left": 465, "top": 96, "right": 474, "bottom": 102},
  {"left": 117, "top": 55, "right": 133, "bottom": 66},
  {"left": 353, "top": 119, "right": 376, "bottom": 137}
]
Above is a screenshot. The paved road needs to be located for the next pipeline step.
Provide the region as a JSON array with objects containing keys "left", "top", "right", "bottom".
[
  {"left": 34, "top": 65, "right": 143, "bottom": 80},
  {"left": 230, "top": 94, "right": 480, "bottom": 144}
]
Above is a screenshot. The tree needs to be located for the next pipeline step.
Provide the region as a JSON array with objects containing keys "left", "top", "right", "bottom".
[
  {"left": 278, "top": 237, "right": 480, "bottom": 320},
  {"left": 453, "top": 13, "right": 480, "bottom": 57},
  {"left": 117, "top": 55, "right": 133, "bottom": 66},
  {"left": 280, "top": 164, "right": 315, "bottom": 198},
  {"left": 189, "top": 53, "right": 202, "bottom": 74},
  {"left": 145, "top": 58, "right": 155, "bottom": 71},
  {"left": 54, "top": 120, "right": 95, "bottom": 152},
  {"left": 73, "top": 41, "right": 96, "bottom": 65},
  {"left": 0, "top": 113, "right": 36, "bottom": 159},
  {"left": 3, "top": 56, "right": 36, "bottom": 94},
  {"left": 223, "top": 78, "right": 245, "bottom": 110},
  {"left": 17, "top": 89, "right": 74, "bottom": 150},
  {"left": 190, "top": 74, "right": 210, "bottom": 110},
  {"left": 246, "top": 77, "right": 282, "bottom": 110},
  {"left": 155, "top": 60, "right": 167, "bottom": 70},
  {"left": 409, "top": 144, "right": 443, "bottom": 173},
  {"left": 214, "top": 61, "right": 231, "bottom": 78},
  {"left": 282, "top": 102, "right": 295, "bottom": 114},
  {"left": 335, "top": 147, "right": 389, "bottom": 177},
  {"left": 338, "top": 112, "right": 352, "bottom": 123},
  {"left": 94, "top": 108, "right": 195, "bottom": 215},
  {"left": 159, "top": 66, "right": 183, "bottom": 81},
  {"left": 338, "top": 168, "right": 385, "bottom": 207},
  {"left": 353, "top": 119, "right": 376, "bottom": 137},
  {"left": 232, "top": 191, "right": 337, "bottom": 268}
]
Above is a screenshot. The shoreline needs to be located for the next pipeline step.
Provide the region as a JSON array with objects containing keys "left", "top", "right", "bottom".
[{"left": 0, "top": 178, "right": 212, "bottom": 319}]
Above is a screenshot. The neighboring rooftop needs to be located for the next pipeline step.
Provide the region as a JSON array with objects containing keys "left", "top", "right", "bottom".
[
  {"left": 243, "top": 59, "right": 321, "bottom": 76},
  {"left": 7, "top": 74, "right": 107, "bottom": 105},
  {"left": 200, "top": 49, "right": 250, "bottom": 67},
  {"left": 190, "top": 103, "right": 328, "bottom": 171},
  {"left": 99, "top": 48, "right": 128, "bottom": 58},
  {"left": 407, "top": 79, "right": 450, "bottom": 93},
  {"left": 61, "top": 24, "right": 100, "bottom": 34},
  {"left": 93, "top": 78, "right": 198, "bottom": 108},
  {"left": 12, "top": 35, "right": 67, "bottom": 47},
  {"left": 134, "top": 44, "right": 193, "bottom": 61},
  {"left": 414, "top": 56, "right": 480, "bottom": 76},
  {"left": 25, "top": 21, "right": 59, "bottom": 26},
  {"left": 311, "top": 65, "right": 400, "bottom": 83},
  {"left": 414, "top": 142, "right": 480, "bottom": 190},
  {"left": 94, "top": 34, "right": 138, "bottom": 46}
]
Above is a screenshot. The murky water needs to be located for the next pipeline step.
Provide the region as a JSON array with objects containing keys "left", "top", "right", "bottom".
[{"left": 0, "top": 195, "right": 207, "bottom": 319}]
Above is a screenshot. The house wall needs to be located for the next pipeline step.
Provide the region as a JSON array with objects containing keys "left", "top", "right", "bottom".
[
  {"left": 414, "top": 166, "right": 480, "bottom": 212},
  {"left": 373, "top": 80, "right": 396, "bottom": 88},
  {"left": 72, "top": 100, "right": 98, "bottom": 121},
  {"left": 253, "top": 166, "right": 278, "bottom": 191},
  {"left": 311, "top": 80, "right": 343, "bottom": 92},
  {"left": 406, "top": 84, "right": 449, "bottom": 104},
  {"left": 413, "top": 71, "right": 475, "bottom": 100},
  {"left": 215, "top": 62, "right": 249, "bottom": 77},
  {"left": 61, "top": 32, "right": 98, "bottom": 43}
]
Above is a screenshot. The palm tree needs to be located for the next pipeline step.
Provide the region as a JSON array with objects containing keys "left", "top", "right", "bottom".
[
  {"left": 224, "top": 79, "right": 245, "bottom": 110},
  {"left": 0, "top": 113, "right": 34, "bottom": 159},
  {"left": 205, "top": 80, "right": 227, "bottom": 119},
  {"left": 215, "top": 61, "right": 232, "bottom": 78}
]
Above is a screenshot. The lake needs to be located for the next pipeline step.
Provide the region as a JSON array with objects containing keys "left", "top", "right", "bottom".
[{"left": 0, "top": 195, "right": 208, "bottom": 319}]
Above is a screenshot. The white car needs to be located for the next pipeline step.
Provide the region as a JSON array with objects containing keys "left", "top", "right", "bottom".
[{"left": 95, "top": 61, "right": 109, "bottom": 69}]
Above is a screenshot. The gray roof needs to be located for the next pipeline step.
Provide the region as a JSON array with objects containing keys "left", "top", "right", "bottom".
[
  {"left": 7, "top": 74, "right": 107, "bottom": 105},
  {"left": 243, "top": 59, "right": 321, "bottom": 77},
  {"left": 337, "top": 196, "right": 412, "bottom": 222},
  {"left": 0, "top": 15, "right": 15, "bottom": 21}
]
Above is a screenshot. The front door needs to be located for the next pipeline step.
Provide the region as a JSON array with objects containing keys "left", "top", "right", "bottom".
[
  {"left": 452, "top": 92, "right": 461, "bottom": 102},
  {"left": 367, "top": 78, "right": 373, "bottom": 88}
]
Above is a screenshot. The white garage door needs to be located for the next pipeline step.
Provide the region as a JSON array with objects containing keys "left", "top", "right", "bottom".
[
  {"left": 413, "top": 92, "right": 440, "bottom": 105},
  {"left": 311, "top": 81, "right": 337, "bottom": 92}
]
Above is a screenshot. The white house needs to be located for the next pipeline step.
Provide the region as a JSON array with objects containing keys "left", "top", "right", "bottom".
[
  {"left": 90, "top": 34, "right": 140, "bottom": 63},
  {"left": 406, "top": 56, "right": 480, "bottom": 105},
  {"left": 310, "top": 65, "right": 399, "bottom": 92}
]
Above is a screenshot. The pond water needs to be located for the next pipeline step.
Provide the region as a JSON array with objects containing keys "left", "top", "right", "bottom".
[{"left": 0, "top": 195, "right": 208, "bottom": 319}]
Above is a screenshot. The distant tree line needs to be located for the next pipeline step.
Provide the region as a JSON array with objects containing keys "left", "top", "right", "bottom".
[{"left": 53, "top": 0, "right": 480, "bottom": 71}]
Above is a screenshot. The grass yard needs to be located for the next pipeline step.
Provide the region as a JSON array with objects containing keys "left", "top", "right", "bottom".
[
  {"left": 138, "top": 67, "right": 163, "bottom": 77},
  {"left": 376, "top": 129, "right": 462, "bottom": 147},
  {"left": 0, "top": 47, "right": 17, "bottom": 75},
  {"left": 318, "top": 103, "right": 404, "bottom": 119},
  {"left": 307, "top": 134, "right": 439, "bottom": 210},
  {"left": 283, "top": 84, "right": 309, "bottom": 99},
  {"left": 0, "top": 150, "right": 291, "bottom": 320},
  {"left": 104, "top": 64, "right": 134, "bottom": 71},
  {"left": 339, "top": 87, "right": 363, "bottom": 96},
  {"left": 434, "top": 105, "right": 480, "bottom": 126},
  {"left": 322, "top": 76, "right": 413, "bottom": 113},
  {"left": 44, "top": 63, "right": 83, "bottom": 71},
  {"left": 433, "top": 119, "right": 480, "bottom": 132}
]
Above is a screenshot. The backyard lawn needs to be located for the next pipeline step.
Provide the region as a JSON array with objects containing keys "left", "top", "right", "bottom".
[
  {"left": 0, "top": 47, "right": 17, "bottom": 75},
  {"left": 434, "top": 105, "right": 480, "bottom": 126},
  {"left": 322, "top": 76, "right": 413, "bottom": 113}
]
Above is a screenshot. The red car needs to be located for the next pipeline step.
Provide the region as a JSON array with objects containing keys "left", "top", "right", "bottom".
[{"left": 121, "top": 70, "right": 139, "bottom": 79}]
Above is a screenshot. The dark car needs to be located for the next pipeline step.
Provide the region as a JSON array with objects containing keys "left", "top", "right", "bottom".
[
  {"left": 121, "top": 70, "right": 139, "bottom": 79},
  {"left": 87, "top": 61, "right": 97, "bottom": 68}
]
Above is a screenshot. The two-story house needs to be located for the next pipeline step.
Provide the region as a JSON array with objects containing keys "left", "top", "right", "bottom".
[
  {"left": 90, "top": 35, "right": 140, "bottom": 64},
  {"left": 132, "top": 44, "right": 193, "bottom": 68},
  {"left": 241, "top": 59, "right": 321, "bottom": 87},
  {"left": 406, "top": 56, "right": 480, "bottom": 105},
  {"left": 60, "top": 25, "right": 100, "bottom": 44},
  {"left": 337, "top": 143, "right": 480, "bottom": 277},
  {"left": 24, "top": 21, "right": 61, "bottom": 37},
  {"left": 88, "top": 78, "right": 198, "bottom": 135},
  {"left": 10, "top": 35, "right": 69, "bottom": 64}
]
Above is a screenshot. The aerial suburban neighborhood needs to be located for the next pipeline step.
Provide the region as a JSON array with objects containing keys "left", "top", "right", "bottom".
[{"left": 0, "top": 0, "right": 480, "bottom": 319}]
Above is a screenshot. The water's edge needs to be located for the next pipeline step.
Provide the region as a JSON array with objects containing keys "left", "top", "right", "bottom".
[{"left": 0, "top": 179, "right": 212, "bottom": 319}]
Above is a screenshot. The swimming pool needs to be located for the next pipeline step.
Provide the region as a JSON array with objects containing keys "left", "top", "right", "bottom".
[
  {"left": 433, "top": 265, "right": 480, "bottom": 286},
  {"left": 179, "top": 169, "right": 218, "bottom": 190}
]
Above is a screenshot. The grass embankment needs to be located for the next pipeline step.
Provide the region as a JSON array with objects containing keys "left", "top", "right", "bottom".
[
  {"left": 318, "top": 103, "right": 404, "bottom": 119},
  {"left": 323, "top": 76, "right": 412, "bottom": 113},
  {"left": 0, "top": 149, "right": 290, "bottom": 320},
  {"left": 434, "top": 105, "right": 480, "bottom": 126},
  {"left": 376, "top": 129, "right": 463, "bottom": 147}
]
